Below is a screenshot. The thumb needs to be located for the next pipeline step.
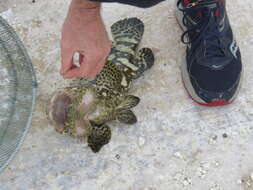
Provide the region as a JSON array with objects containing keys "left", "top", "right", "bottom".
[{"left": 60, "top": 47, "right": 75, "bottom": 75}]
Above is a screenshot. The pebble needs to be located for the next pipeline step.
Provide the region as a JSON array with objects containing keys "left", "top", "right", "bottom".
[
  {"left": 236, "top": 179, "right": 242, "bottom": 184},
  {"left": 250, "top": 173, "right": 253, "bottom": 181},
  {"left": 138, "top": 137, "right": 146, "bottom": 147},
  {"left": 182, "top": 177, "right": 192, "bottom": 186},
  {"left": 197, "top": 166, "right": 206, "bottom": 179},
  {"left": 115, "top": 154, "right": 120, "bottom": 160},
  {"left": 174, "top": 173, "right": 182, "bottom": 181},
  {"left": 208, "top": 135, "right": 218, "bottom": 145},
  {"left": 214, "top": 161, "right": 220, "bottom": 167},
  {"left": 141, "top": 187, "right": 157, "bottom": 190},
  {"left": 209, "top": 184, "right": 222, "bottom": 190},
  {"left": 174, "top": 152, "right": 184, "bottom": 159}
]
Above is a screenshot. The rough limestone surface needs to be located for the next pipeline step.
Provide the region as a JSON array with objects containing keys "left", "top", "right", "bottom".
[{"left": 1, "top": 0, "right": 253, "bottom": 190}]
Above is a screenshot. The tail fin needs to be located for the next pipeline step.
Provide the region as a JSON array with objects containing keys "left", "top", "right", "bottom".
[{"left": 111, "top": 17, "right": 144, "bottom": 44}]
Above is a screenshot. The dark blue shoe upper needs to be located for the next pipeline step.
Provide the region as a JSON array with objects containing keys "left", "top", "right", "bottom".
[
  {"left": 89, "top": 0, "right": 165, "bottom": 8},
  {"left": 177, "top": 0, "right": 242, "bottom": 102}
]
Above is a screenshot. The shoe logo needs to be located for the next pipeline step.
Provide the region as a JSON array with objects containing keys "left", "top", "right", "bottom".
[
  {"left": 218, "top": 16, "right": 226, "bottom": 32},
  {"left": 186, "top": 15, "right": 196, "bottom": 25},
  {"left": 230, "top": 40, "right": 239, "bottom": 59},
  {"left": 212, "top": 64, "right": 223, "bottom": 69},
  {"left": 186, "top": 35, "right": 191, "bottom": 48}
]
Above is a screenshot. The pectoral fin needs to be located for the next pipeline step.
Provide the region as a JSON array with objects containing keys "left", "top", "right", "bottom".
[
  {"left": 116, "top": 95, "right": 140, "bottom": 111},
  {"left": 116, "top": 109, "right": 137, "bottom": 124},
  {"left": 87, "top": 124, "right": 112, "bottom": 153}
]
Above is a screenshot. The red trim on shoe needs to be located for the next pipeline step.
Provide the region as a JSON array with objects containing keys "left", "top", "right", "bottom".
[
  {"left": 183, "top": 0, "right": 190, "bottom": 4},
  {"left": 194, "top": 99, "right": 230, "bottom": 106},
  {"left": 181, "top": 74, "right": 231, "bottom": 106}
]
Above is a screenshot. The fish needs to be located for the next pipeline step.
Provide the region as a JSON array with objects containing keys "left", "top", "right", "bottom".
[{"left": 47, "top": 17, "right": 155, "bottom": 152}]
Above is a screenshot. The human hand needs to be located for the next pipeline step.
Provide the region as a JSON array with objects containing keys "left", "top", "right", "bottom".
[{"left": 60, "top": 0, "right": 111, "bottom": 78}]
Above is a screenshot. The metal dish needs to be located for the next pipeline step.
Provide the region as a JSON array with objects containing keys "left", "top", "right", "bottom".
[{"left": 0, "top": 16, "right": 37, "bottom": 173}]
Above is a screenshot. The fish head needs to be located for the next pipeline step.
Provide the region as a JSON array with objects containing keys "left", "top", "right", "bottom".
[{"left": 47, "top": 91, "right": 71, "bottom": 134}]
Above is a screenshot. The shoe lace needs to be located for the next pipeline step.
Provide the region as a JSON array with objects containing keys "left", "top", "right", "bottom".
[{"left": 177, "top": 0, "right": 225, "bottom": 59}]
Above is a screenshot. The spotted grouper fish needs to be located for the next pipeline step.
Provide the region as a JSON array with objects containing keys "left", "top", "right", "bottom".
[{"left": 47, "top": 17, "right": 155, "bottom": 152}]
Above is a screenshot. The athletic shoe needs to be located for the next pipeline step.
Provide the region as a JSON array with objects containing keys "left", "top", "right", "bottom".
[{"left": 176, "top": 0, "right": 242, "bottom": 106}]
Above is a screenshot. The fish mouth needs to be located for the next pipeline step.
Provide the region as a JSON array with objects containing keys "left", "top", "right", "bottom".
[
  {"left": 47, "top": 91, "right": 111, "bottom": 153},
  {"left": 47, "top": 91, "right": 71, "bottom": 133},
  {"left": 72, "top": 119, "right": 92, "bottom": 137},
  {"left": 47, "top": 87, "right": 97, "bottom": 134}
]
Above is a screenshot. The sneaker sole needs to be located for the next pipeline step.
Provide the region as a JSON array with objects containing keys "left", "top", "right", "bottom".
[{"left": 175, "top": 2, "right": 242, "bottom": 106}]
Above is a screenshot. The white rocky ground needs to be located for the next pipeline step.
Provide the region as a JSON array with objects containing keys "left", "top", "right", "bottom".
[{"left": 1, "top": 0, "right": 253, "bottom": 189}]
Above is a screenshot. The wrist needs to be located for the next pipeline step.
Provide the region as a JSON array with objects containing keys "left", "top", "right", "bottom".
[
  {"left": 70, "top": 0, "right": 100, "bottom": 10},
  {"left": 67, "top": 0, "right": 101, "bottom": 22}
]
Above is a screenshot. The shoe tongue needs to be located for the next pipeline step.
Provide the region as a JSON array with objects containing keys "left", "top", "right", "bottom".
[
  {"left": 187, "top": 0, "right": 218, "bottom": 8},
  {"left": 184, "top": 0, "right": 228, "bottom": 69},
  {"left": 184, "top": 0, "right": 224, "bottom": 24}
]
